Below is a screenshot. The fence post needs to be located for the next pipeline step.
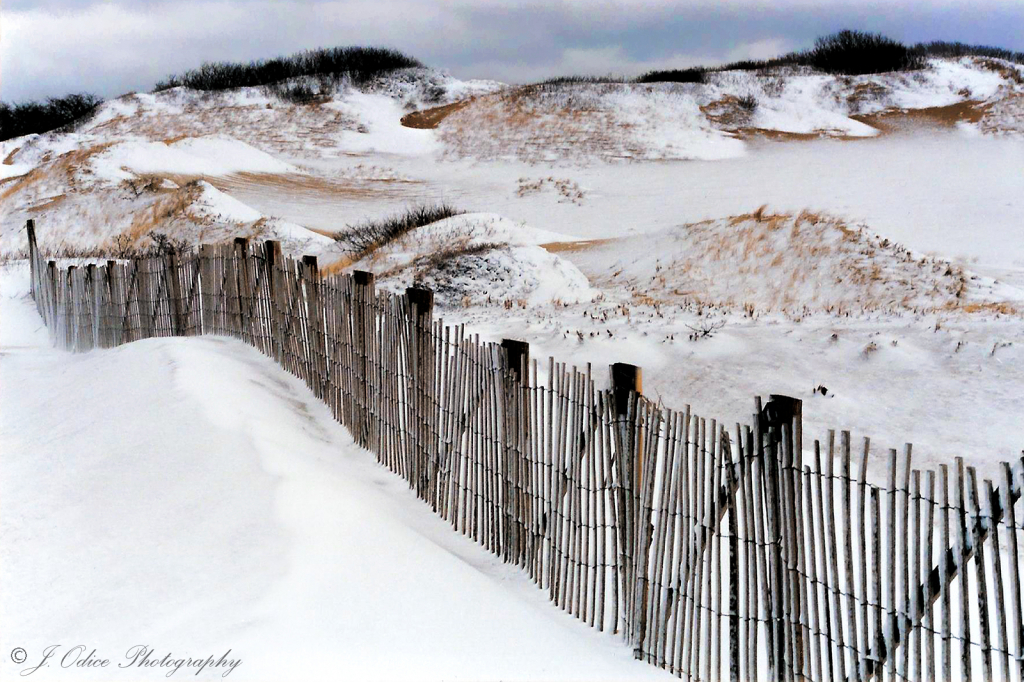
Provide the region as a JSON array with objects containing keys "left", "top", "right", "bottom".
[
  {"left": 757, "top": 394, "right": 800, "bottom": 682},
  {"left": 103, "top": 260, "right": 115, "bottom": 348},
  {"left": 198, "top": 244, "right": 214, "bottom": 334},
  {"left": 26, "top": 219, "right": 37, "bottom": 298},
  {"left": 354, "top": 270, "right": 376, "bottom": 446},
  {"left": 66, "top": 266, "right": 77, "bottom": 351},
  {"left": 263, "top": 241, "right": 284, "bottom": 361},
  {"left": 46, "top": 260, "right": 57, "bottom": 334},
  {"left": 501, "top": 338, "right": 531, "bottom": 566},
  {"left": 301, "top": 255, "right": 325, "bottom": 399},
  {"left": 610, "top": 362, "right": 642, "bottom": 651},
  {"left": 501, "top": 339, "right": 530, "bottom": 383},
  {"left": 107, "top": 260, "right": 122, "bottom": 347},
  {"left": 611, "top": 362, "right": 643, "bottom": 487},
  {"left": 406, "top": 286, "right": 434, "bottom": 497},
  {"left": 87, "top": 264, "right": 102, "bottom": 350},
  {"left": 234, "top": 237, "right": 253, "bottom": 342},
  {"left": 166, "top": 251, "right": 185, "bottom": 336}
]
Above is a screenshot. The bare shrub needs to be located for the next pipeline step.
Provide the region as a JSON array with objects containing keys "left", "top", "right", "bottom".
[
  {"left": 686, "top": 319, "right": 726, "bottom": 341},
  {"left": 737, "top": 94, "right": 759, "bottom": 112},
  {"left": 148, "top": 232, "right": 191, "bottom": 256},
  {"left": 335, "top": 203, "right": 465, "bottom": 257},
  {"left": 269, "top": 81, "right": 327, "bottom": 104},
  {"left": 122, "top": 175, "right": 164, "bottom": 199}
]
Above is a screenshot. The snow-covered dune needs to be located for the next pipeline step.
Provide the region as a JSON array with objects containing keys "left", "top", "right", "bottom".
[
  {"left": 565, "top": 209, "right": 1024, "bottom": 314},
  {"left": 0, "top": 263, "right": 665, "bottom": 681},
  {"left": 343, "top": 212, "right": 599, "bottom": 306},
  {"left": 438, "top": 56, "right": 1024, "bottom": 162},
  {"left": 2, "top": 57, "right": 1022, "bottom": 260}
]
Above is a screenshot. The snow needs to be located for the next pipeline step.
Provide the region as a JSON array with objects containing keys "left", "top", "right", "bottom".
[
  {"left": 884, "top": 58, "right": 1009, "bottom": 110},
  {"left": 0, "top": 264, "right": 666, "bottom": 681},
  {"left": 601, "top": 87, "right": 748, "bottom": 160},
  {"left": 405, "top": 132, "right": 1024, "bottom": 289},
  {"left": 366, "top": 67, "right": 506, "bottom": 108},
  {"left": 566, "top": 211, "right": 1023, "bottom": 314},
  {"left": 2, "top": 59, "right": 1024, "bottom": 676},
  {"left": 90, "top": 137, "right": 301, "bottom": 183},
  {"left": 397, "top": 212, "right": 577, "bottom": 246},
  {"left": 0, "top": 162, "right": 33, "bottom": 180},
  {"left": 87, "top": 92, "right": 187, "bottom": 128},
  {"left": 170, "top": 137, "right": 302, "bottom": 174},
  {"left": 327, "top": 91, "right": 440, "bottom": 156},
  {"left": 348, "top": 213, "right": 597, "bottom": 306},
  {"left": 439, "top": 57, "right": 1024, "bottom": 162},
  {"left": 190, "top": 180, "right": 265, "bottom": 223},
  {"left": 439, "top": 83, "right": 749, "bottom": 163}
]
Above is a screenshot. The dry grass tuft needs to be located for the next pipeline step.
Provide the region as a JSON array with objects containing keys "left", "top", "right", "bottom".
[
  {"left": 974, "top": 57, "right": 1024, "bottom": 85},
  {"left": 125, "top": 181, "right": 203, "bottom": 243},
  {"left": 0, "top": 142, "right": 114, "bottom": 202}
]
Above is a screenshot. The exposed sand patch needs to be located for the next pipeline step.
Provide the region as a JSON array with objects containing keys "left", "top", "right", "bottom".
[
  {"left": 26, "top": 195, "right": 67, "bottom": 213},
  {"left": 852, "top": 100, "right": 991, "bottom": 132},
  {"left": 400, "top": 99, "right": 473, "bottom": 129},
  {"left": 541, "top": 238, "right": 614, "bottom": 253},
  {"left": 209, "top": 171, "right": 410, "bottom": 198}
]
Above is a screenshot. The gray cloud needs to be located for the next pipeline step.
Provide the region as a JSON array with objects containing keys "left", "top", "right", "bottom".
[{"left": 3, "top": 0, "right": 1023, "bottom": 102}]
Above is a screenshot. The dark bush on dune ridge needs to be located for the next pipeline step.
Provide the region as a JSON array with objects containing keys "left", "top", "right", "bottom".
[
  {"left": 336, "top": 203, "right": 465, "bottom": 257},
  {"left": 804, "top": 30, "right": 924, "bottom": 75},
  {"left": 634, "top": 30, "right": 932, "bottom": 84},
  {"left": 154, "top": 46, "right": 422, "bottom": 92},
  {"left": 270, "top": 81, "right": 325, "bottom": 104},
  {"left": 915, "top": 40, "right": 1024, "bottom": 65},
  {"left": 634, "top": 55, "right": 809, "bottom": 83},
  {"left": 0, "top": 93, "right": 102, "bottom": 142},
  {"left": 636, "top": 67, "right": 709, "bottom": 84},
  {"left": 538, "top": 75, "right": 628, "bottom": 85}
]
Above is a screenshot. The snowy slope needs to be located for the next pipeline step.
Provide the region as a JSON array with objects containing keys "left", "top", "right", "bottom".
[
  {"left": 2, "top": 57, "right": 1022, "bottom": 259},
  {"left": 0, "top": 263, "right": 667, "bottom": 682},
  {"left": 342, "top": 212, "right": 598, "bottom": 306},
  {"left": 439, "top": 56, "right": 1024, "bottom": 162}
]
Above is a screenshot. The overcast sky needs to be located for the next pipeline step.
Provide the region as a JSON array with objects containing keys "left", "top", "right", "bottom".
[{"left": 4, "top": 0, "right": 1024, "bottom": 103}]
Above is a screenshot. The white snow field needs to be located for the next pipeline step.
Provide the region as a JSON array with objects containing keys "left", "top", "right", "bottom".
[
  {"left": 0, "top": 264, "right": 668, "bottom": 681},
  {"left": 2, "top": 55, "right": 1024, "bottom": 680}
]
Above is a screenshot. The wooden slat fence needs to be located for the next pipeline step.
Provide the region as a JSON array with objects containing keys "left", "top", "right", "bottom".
[{"left": 24, "top": 221, "right": 1024, "bottom": 682}]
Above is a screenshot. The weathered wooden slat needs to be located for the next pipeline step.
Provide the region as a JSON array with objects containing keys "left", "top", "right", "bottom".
[
  {"left": 912, "top": 470, "right": 922, "bottom": 682},
  {"left": 825, "top": 433, "right": 848, "bottom": 682},
  {"left": 924, "top": 470, "right": 936, "bottom": 682},
  {"left": 984, "top": 478, "right": 1010, "bottom": 682},
  {"left": 1003, "top": 463, "right": 1024, "bottom": 681},
  {"left": 858, "top": 438, "right": 871, "bottom": 681},
  {"left": 803, "top": 463, "right": 823, "bottom": 682},
  {"left": 967, "top": 467, "right": 993, "bottom": 682},
  {"left": 956, "top": 458, "right": 973, "bottom": 682},
  {"left": 941, "top": 464, "right": 953, "bottom": 682}
]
